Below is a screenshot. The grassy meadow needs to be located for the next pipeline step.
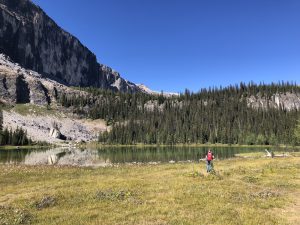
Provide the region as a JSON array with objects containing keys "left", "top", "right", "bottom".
[{"left": 0, "top": 156, "right": 299, "bottom": 225}]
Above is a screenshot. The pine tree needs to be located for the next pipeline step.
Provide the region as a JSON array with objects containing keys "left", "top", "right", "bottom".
[
  {"left": 55, "top": 83, "right": 300, "bottom": 145},
  {"left": 0, "top": 105, "right": 3, "bottom": 145},
  {"left": 294, "top": 119, "right": 300, "bottom": 144},
  {"left": 0, "top": 105, "right": 3, "bottom": 132}
]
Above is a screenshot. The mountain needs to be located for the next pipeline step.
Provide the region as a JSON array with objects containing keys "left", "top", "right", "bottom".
[
  {"left": 1, "top": 0, "right": 300, "bottom": 146},
  {"left": 0, "top": 0, "right": 141, "bottom": 92},
  {"left": 1, "top": 52, "right": 300, "bottom": 144},
  {"left": 0, "top": 53, "right": 109, "bottom": 142},
  {"left": 137, "top": 84, "right": 179, "bottom": 97}
]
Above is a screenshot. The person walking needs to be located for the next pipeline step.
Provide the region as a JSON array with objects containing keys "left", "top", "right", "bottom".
[{"left": 206, "top": 149, "right": 214, "bottom": 172}]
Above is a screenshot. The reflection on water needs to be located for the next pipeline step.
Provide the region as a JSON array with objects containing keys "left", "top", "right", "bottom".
[
  {"left": 24, "top": 148, "right": 65, "bottom": 165},
  {"left": 0, "top": 146, "right": 298, "bottom": 166}
]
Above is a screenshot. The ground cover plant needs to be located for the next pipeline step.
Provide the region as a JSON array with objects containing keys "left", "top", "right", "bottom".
[{"left": 0, "top": 156, "right": 299, "bottom": 225}]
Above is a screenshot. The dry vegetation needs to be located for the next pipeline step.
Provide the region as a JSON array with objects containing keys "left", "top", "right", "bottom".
[{"left": 0, "top": 156, "right": 299, "bottom": 225}]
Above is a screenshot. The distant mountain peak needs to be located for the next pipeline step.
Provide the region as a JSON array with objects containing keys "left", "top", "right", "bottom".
[{"left": 137, "top": 84, "right": 179, "bottom": 97}]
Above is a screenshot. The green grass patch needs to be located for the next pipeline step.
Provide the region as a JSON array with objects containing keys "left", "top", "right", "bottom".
[
  {"left": 0, "top": 145, "right": 51, "bottom": 150},
  {"left": 11, "top": 104, "right": 60, "bottom": 117}
]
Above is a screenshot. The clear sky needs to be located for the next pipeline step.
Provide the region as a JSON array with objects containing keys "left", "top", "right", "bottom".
[{"left": 31, "top": 0, "right": 300, "bottom": 92}]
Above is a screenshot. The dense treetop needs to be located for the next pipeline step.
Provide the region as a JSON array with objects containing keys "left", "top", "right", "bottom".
[{"left": 57, "top": 82, "right": 300, "bottom": 145}]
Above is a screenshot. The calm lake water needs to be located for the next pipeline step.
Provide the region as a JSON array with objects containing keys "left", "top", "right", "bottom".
[{"left": 0, "top": 146, "right": 298, "bottom": 166}]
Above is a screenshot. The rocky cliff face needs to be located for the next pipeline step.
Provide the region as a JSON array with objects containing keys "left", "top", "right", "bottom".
[
  {"left": 0, "top": 0, "right": 140, "bottom": 92},
  {"left": 0, "top": 54, "right": 109, "bottom": 142},
  {"left": 247, "top": 93, "right": 300, "bottom": 111},
  {"left": 0, "top": 53, "right": 85, "bottom": 105}
]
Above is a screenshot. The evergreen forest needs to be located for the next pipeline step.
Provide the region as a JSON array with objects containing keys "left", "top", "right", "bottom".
[
  {"left": 0, "top": 106, "right": 32, "bottom": 146},
  {"left": 57, "top": 82, "right": 300, "bottom": 145}
]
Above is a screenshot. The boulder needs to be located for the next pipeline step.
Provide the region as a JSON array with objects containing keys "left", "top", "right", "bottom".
[{"left": 49, "top": 127, "right": 61, "bottom": 139}]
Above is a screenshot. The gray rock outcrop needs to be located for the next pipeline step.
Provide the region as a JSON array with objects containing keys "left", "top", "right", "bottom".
[
  {"left": 49, "top": 127, "right": 61, "bottom": 139},
  {"left": 247, "top": 93, "right": 300, "bottom": 111}
]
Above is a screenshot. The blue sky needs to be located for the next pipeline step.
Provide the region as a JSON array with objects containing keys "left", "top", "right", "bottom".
[{"left": 31, "top": 0, "right": 300, "bottom": 92}]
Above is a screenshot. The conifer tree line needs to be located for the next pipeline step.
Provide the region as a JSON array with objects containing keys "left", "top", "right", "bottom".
[
  {"left": 0, "top": 106, "right": 3, "bottom": 135},
  {"left": 0, "top": 127, "right": 31, "bottom": 146},
  {"left": 0, "top": 106, "right": 32, "bottom": 146},
  {"left": 57, "top": 82, "right": 300, "bottom": 145}
]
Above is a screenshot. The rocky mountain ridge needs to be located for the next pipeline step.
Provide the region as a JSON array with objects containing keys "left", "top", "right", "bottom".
[
  {"left": 0, "top": 1, "right": 300, "bottom": 144},
  {"left": 1, "top": 52, "right": 300, "bottom": 112},
  {"left": 0, "top": 0, "right": 141, "bottom": 92}
]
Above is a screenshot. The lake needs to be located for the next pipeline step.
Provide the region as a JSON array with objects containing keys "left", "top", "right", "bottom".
[{"left": 0, "top": 146, "right": 298, "bottom": 166}]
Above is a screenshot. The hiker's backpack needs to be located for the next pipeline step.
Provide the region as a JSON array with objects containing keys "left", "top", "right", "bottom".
[{"left": 207, "top": 152, "right": 213, "bottom": 161}]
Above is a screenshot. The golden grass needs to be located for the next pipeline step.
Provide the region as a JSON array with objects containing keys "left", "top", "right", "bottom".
[{"left": 0, "top": 157, "right": 299, "bottom": 225}]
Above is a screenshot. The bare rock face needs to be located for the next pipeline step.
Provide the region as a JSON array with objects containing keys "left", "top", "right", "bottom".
[
  {"left": 3, "top": 109, "right": 106, "bottom": 143},
  {"left": 0, "top": 54, "right": 57, "bottom": 105},
  {"left": 0, "top": 0, "right": 140, "bottom": 92},
  {"left": 247, "top": 93, "right": 300, "bottom": 111},
  {"left": 0, "top": 53, "right": 86, "bottom": 105}
]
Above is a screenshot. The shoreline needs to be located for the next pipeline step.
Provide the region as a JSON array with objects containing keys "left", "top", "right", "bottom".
[
  {"left": 0, "top": 145, "right": 54, "bottom": 150},
  {"left": 2, "top": 142, "right": 299, "bottom": 150},
  {"left": 85, "top": 142, "right": 300, "bottom": 149}
]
